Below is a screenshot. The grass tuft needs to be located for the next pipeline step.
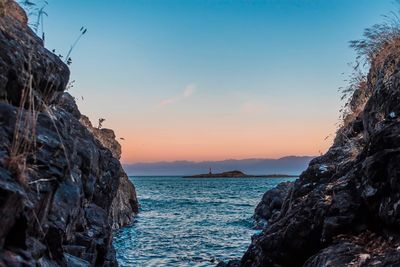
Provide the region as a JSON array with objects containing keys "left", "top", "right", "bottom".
[{"left": 339, "top": 2, "right": 400, "bottom": 129}]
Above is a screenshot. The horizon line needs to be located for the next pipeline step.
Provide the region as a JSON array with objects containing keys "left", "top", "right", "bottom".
[{"left": 123, "top": 155, "right": 317, "bottom": 165}]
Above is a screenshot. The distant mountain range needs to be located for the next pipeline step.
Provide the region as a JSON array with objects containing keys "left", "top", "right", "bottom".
[{"left": 123, "top": 156, "right": 315, "bottom": 176}]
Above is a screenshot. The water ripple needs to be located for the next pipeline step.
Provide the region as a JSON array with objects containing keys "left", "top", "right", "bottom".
[{"left": 114, "top": 176, "right": 296, "bottom": 266}]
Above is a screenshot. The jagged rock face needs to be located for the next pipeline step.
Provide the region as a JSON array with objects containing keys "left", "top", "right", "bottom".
[
  {"left": 253, "top": 182, "right": 293, "bottom": 229},
  {"left": 0, "top": 0, "right": 69, "bottom": 106},
  {"left": 239, "top": 48, "right": 400, "bottom": 266},
  {"left": 0, "top": 2, "right": 138, "bottom": 266},
  {"left": 79, "top": 113, "right": 138, "bottom": 229},
  {"left": 0, "top": 101, "right": 120, "bottom": 266},
  {"left": 79, "top": 115, "right": 122, "bottom": 160},
  {"left": 109, "top": 171, "right": 139, "bottom": 230}
]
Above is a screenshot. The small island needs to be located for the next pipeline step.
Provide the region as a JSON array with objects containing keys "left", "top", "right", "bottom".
[{"left": 183, "top": 170, "right": 298, "bottom": 178}]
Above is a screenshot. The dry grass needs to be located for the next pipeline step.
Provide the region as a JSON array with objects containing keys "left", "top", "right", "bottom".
[
  {"left": 0, "top": 0, "right": 7, "bottom": 17},
  {"left": 3, "top": 1, "right": 87, "bottom": 187},
  {"left": 350, "top": 4, "right": 400, "bottom": 66},
  {"left": 339, "top": 4, "right": 400, "bottom": 129},
  {"left": 6, "top": 65, "right": 75, "bottom": 186},
  {"left": 339, "top": 68, "right": 368, "bottom": 128},
  {"left": 7, "top": 59, "right": 38, "bottom": 186}
]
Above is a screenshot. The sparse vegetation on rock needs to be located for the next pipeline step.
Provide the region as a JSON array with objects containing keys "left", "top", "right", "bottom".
[
  {"left": 0, "top": 1, "right": 138, "bottom": 266},
  {"left": 222, "top": 6, "right": 400, "bottom": 267}
]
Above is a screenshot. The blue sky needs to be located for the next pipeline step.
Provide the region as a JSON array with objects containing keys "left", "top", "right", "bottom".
[{"left": 38, "top": 0, "right": 394, "bottom": 162}]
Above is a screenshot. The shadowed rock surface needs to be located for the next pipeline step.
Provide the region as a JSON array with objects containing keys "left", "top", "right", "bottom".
[
  {"left": 0, "top": 0, "right": 69, "bottom": 106},
  {"left": 80, "top": 114, "right": 138, "bottom": 229},
  {"left": 232, "top": 30, "right": 400, "bottom": 267},
  {"left": 0, "top": 1, "right": 138, "bottom": 266},
  {"left": 253, "top": 182, "right": 294, "bottom": 229}
]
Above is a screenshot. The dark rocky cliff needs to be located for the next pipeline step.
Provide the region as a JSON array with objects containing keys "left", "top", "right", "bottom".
[
  {"left": 252, "top": 182, "right": 293, "bottom": 230},
  {"left": 0, "top": 1, "right": 138, "bottom": 266},
  {"left": 80, "top": 114, "right": 138, "bottom": 230},
  {"left": 223, "top": 21, "right": 400, "bottom": 267}
]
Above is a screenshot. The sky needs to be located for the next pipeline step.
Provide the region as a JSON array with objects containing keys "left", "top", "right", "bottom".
[{"left": 35, "top": 0, "right": 394, "bottom": 163}]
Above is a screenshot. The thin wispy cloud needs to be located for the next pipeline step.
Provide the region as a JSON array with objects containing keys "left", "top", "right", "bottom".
[
  {"left": 241, "top": 101, "right": 266, "bottom": 114},
  {"left": 183, "top": 85, "right": 196, "bottom": 98},
  {"left": 159, "top": 84, "right": 197, "bottom": 107}
]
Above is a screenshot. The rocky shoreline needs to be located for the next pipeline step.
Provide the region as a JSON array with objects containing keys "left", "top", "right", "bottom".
[
  {"left": 0, "top": 1, "right": 138, "bottom": 266},
  {"left": 220, "top": 19, "right": 400, "bottom": 267},
  {"left": 2, "top": 1, "right": 400, "bottom": 266},
  {"left": 252, "top": 182, "right": 294, "bottom": 230}
]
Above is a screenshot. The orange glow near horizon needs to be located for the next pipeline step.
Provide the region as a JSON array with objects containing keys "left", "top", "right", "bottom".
[
  {"left": 116, "top": 117, "right": 336, "bottom": 164},
  {"left": 49, "top": 0, "right": 394, "bottom": 165},
  {"left": 75, "top": 89, "right": 340, "bottom": 165}
]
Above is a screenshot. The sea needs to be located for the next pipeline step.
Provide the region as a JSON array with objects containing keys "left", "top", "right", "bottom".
[{"left": 113, "top": 176, "right": 296, "bottom": 267}]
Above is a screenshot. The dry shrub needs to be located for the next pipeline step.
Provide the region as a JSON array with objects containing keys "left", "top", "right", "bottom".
[
  {"left": 339, "top": 3, "right": 400, "bottom": 128},
  {"left": 4, "top": 1, "right": 85, "bottom": 186},
  {"left": 350, "top": 4, "right": 400, "bottom": 67},
  {"left": 339, "top": 66, "right": 368, "bottom": 129},
  {"left": 7, "top": 72, "right": 38, "bottom": 186}
]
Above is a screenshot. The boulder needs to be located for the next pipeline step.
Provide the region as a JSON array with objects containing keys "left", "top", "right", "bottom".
[{"left": 253, "top": 182, "right": 294, "bottom": 229}]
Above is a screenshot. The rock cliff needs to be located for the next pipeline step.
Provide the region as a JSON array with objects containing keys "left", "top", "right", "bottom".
[
  {"left": 253, "top": 182, "right": 293, "bottom": 229},
  {"left": 225, "top": 21, "right": 400, "bottom": 267},
  {"left": 79, "top": 114, "right": 138, "bottom": 229},
  {"left": 0, "top": 1, "right": 138, "bottom": 266}
]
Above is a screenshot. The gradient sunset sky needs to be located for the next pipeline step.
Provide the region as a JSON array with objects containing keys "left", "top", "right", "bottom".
[{"left": 41, "top": 0, "right": 393, "bottom": 163}]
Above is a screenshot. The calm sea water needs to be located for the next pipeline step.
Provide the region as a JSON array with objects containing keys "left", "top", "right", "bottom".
[{"left": 113, "top": 176, "right": 296, "bottom": 267}]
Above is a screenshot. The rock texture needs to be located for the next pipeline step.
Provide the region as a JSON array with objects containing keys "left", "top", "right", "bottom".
[
  {"left": 80, "top": 114, "right": 138, "bottom": 229},
  {"left": 0, "top": 0, "right": 69, "bottom": 106},
  {"left": 0, "top": 1, "right": 138, "bottom": 266},
  {"left": 253, "top": 182, "right": 293, "bottom": 229},
  {"left": 234, "top": 38, "right": 400, "bottom": 266}
]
